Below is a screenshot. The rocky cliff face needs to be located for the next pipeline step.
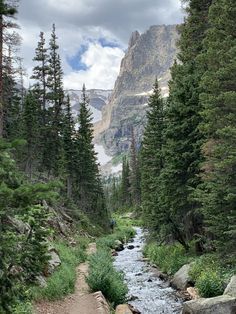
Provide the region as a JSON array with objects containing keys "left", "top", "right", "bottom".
[
  {"left": 95, "top": 25, "right": 179, "bottom": 155},
  {"left": 67, "top": 89, "right": 112, "bottom": 123}
]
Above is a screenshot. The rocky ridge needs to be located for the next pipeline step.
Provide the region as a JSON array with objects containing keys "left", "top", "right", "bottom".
[{"left": 94, "top": 24, "right": 179, "bottom": 156}]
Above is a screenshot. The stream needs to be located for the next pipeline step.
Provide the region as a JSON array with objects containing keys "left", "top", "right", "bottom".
[{"left": 113, "top": 227, "right": 183, "bottom": 314}]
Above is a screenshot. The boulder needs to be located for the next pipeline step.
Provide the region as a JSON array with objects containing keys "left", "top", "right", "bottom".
[
  {"left": 128, "top": 304, "right": 141, "bottom": 314},
  {"left": 36, "top": 275, "right": 47, "bottom": 288},
  {"left": 187, "top": 287, "right": 200, "bottom": 300},
  {"left": 115, "top": 304, "right": 133, "bottom": 314},
  {"left": 171, "top": 263, "right": 193, "bottom": 290},
  {"left": 7, "top": 216, "right": 30, "bottom": 234},
  {"left": 127, "top": 245, "right": 135, "bottom": 250},
  {"left": 45, "top": 247, "right": 61, "bottom": 275},
  {"left": 224, "top": 275, "right": 236, "bottom": 298},
  {"left": 114, "top": 240, "right": 124, "bottom": 252},
  {"left": 182, "top": 295, "right": 236, "bottom": 314},
  {"left": 92, "top": 291, "right": 110, "bottom": 314},
  {"left": 111, "top": 249, "right": 118, "bottom": 256}
]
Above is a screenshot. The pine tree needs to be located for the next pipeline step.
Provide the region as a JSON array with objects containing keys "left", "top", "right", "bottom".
[
  {"left": 62, "top": 95, "right": 76, "bottom": 197},
  {"left": 2, "top": 45, "right": 21, "bottom": 140},
  {"left": 45, "top": 24, "right": 64, "bottom": 176},
  {"left": 129, "top": 128, "right": 141, "bottom": 207},
  {"left": 157, "top": 0, "right": 212, "bottom": 251},
  {"left": 141, "top": 79, "right": 164, "bottom": 233},
  {"left": 21, "top": 91, "right": 40, "bottom": 178},
  {"left": 198, "top": 0, "right": 236, "bottom": 255},
  {"left": 75, "top": 85, "right": 107, "bottom": 223},
  {"left": 0, "top": 0, "right": 18, "bottom": 137},
  {"left": 31, "top": 31, "right": 49, "bottom": 126},
  {"left": 120, "top": 156, "right": 131, "bottom": 208}
]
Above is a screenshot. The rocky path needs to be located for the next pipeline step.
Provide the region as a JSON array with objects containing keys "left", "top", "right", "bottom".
[{"left": 34, "top": 243, "right": 110, "bottom": 314}]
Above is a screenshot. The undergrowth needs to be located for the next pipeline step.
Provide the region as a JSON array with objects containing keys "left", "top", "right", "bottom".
[
  {"left": 32, "top": 237, "right": 88, "bottom": 301},
  {"left": 143, "top": 242, "right": 191, "bottom": 275},
  {"left": 86, "top": 249, "right": 128, "bottom": 307},
  {"left": 144, "top": 242, "right": 236, "bottom": 298}
]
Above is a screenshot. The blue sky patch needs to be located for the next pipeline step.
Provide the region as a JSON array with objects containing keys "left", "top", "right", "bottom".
[
  {"left": 67, "top": 44, "right": 89, "bottom": 71},
  {"left": 98, "top": 37, "right": 121, "bottom": 48}
]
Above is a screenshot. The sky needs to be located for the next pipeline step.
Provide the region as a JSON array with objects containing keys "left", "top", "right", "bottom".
[{"left": 17, "top": 0, "right": 184, "bottom": 90}]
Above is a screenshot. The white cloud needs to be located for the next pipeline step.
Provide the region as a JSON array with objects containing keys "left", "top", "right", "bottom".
[
  {"left": 64, "top": 43, "right": 124, "bottom": 90},
  {"left": 17, "top": 0, "right": 184, "bottom": 90}
]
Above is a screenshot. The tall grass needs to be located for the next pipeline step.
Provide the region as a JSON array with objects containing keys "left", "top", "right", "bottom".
[
  {"left": 143, "top": 243, "right": 191, "bottom": 275},
  {"left": 86, "top": 249, "right": 128, "bottom": 306},
  {"left": 32, "top": 237, "right": 88, "bottom": 300}
]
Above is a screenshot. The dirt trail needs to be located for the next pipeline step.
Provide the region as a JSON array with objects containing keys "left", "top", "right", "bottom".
[{"left": 34, "top": 243, "right": 110, "bottom": 314}]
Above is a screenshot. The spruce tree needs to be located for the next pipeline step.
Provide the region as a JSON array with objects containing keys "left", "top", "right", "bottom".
[
  {"left": 0, "top": 0, "right": 18, "bottom": 137},
  {"left": 31, "top": 31, "right": 49, "bottom": 126},
  {"left": 158, "top": 0, "right": 212, "bottom": 251},
  {"left": 75, "top": 85, "right": 107, "bottom": 223},
  {"left": 21, "top": 91, "right": 40, "bottom": 178},
  {"left": 62, "top": 95, "right": 76, "bottom": 197},
  {"left": 129, "top": 128, "right": 141, "bottom": 206},
  {"left": 120, "top": 156, "right": 131, "bottom": 208},
  {"left": 141, "top": 79, "right": 164, "bottom": 233},
  {"left": 198, "top": 0, "right": 236, "bottom": 255},
  {"left": 45, "top": 24, "right": 64, "bottom": 176}
]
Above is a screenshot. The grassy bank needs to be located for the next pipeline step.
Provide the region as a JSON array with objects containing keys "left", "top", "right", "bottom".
[
  {"left": 12, "top": 236, "right": 88, "bottom": 314},
  {"left": 32, "top": 237, "right": 89, "bottom": 301},
  {"left": 144, "top": 242, "right": 236, "bottom": 298},
  {"left": 86, "top": 215, "right": 135, "bottom": 307}
]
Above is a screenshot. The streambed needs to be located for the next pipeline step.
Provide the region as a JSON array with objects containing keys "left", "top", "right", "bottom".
[{"left": 113, "top": 227, "right": 183, "bottom": 313}]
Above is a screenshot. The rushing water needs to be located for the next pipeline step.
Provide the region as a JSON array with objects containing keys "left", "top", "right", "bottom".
[{"left": 113, "top": 227, "right": 183, "bottom": 314}]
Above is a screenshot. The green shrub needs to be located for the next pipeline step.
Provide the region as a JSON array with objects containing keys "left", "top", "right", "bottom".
[
  {"left": 87, "top": 249, "right": 128, "bottom": 306},
  {"left": 196, "top": 270, "right": 224, "bottom": 297},
  {"left": 189, "top": 254, "right": 220, "bottom": 283},
  {"left": 97, "top": 226, "right": 135, "bottom": 250},
  {"left": 144, "top": 243, "right": 190, "bottom": 275},
  {"left": 12, "top": 301, "right": 32, "bottom": 314}
]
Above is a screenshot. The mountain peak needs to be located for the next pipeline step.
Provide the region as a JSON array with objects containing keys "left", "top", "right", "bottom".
[{"left": 128, "top": 30, "right": 140, "bottom": 48}]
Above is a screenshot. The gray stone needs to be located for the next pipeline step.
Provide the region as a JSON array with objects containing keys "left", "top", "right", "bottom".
[
  {"left": 171, "top": 264, "right": 192, "bottom": 290},
  {"left": 224, "top": 275, "right": 236, "bottom": 298},
  {"left": 127, "top": 245, "right": 135, "bottom": 250},
  {"left": 114, "top": 240, "right": 124, "bottom": 252},
  {"left": 36, "top": 275, "right": 47, "bottom": 288},
  {"left": 46, "top": 247, "right": 61, "bottom": 275},
  {"left": 182, "top": 295, "right": 236, "bottom": 314}
]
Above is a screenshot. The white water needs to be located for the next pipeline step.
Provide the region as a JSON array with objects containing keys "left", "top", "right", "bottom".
[{"left": 114, "top": 228, "right": 182, "bottom": 313}]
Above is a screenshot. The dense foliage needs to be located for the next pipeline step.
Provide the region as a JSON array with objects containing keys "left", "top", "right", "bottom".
[{"left": 0, "top": 1, "right": 109, "bottom": 311}]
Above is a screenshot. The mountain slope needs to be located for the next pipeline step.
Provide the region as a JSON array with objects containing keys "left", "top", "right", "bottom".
[{"left": 95, "top": 25, "right": 179, "bottom": 155}]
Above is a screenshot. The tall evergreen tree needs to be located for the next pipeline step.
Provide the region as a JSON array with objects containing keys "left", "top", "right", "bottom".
[
  {"left": 157, "top": 0, "right": 212, "bottom": 251},
  {"left": 141, "top": 79, "right": 164, "bottom": 233},
  {"left": 45, "top": 24, "right": 64, "bottom": 176},
  {"left": 75, "top": 85, "right": 107, "bottom": 222},
  {"left": 198, "top": 0, "right": 236, "bottom": 255},
  {"left": 62, "top": 95, "right": 76, "bottom": 197},
  {"left": 31, "top": 31, "right": 49, "bottom": 126},
  {"left": 129, "top": 127, "right": 141, "bottom": 206},
  {"left": 21, "top": 91, "right": 40, "bottom": 178},
  {"left": 0, "top": 0, "right": 18, "bottom": 137},
  {"left": 120, "top": 156, "right": 131, "bottom": 208}
]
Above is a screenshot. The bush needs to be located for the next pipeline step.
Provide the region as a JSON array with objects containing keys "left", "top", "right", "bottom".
[
  {"left": 86, "top": 249, "right": 128, "bottom": 306},
  {"left": 195, "top": 270, "right": 224, "bottom": 297},
  {"left": 143, "top": 243, "right": 190, "bottom": 275},
  {"left": 189, "top": 254, "right": 220, "bottom": 282},
  {"left": 32, "top": 239, "right": 88, "bottom": 300},
  {"left": 12, "top": 301, "right": 32, "bottom": 314}
]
